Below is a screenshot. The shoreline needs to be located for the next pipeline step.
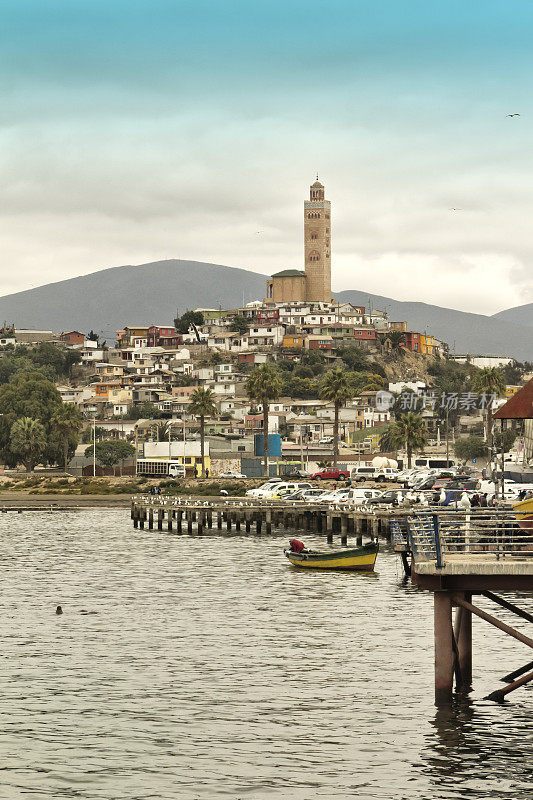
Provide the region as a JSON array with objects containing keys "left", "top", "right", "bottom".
[{"left": 0, "top": 493, "right": 133, "bottom": 508}]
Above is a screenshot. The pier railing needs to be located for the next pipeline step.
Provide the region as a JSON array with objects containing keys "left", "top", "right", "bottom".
[{"left": 407, "top": 510, "right": 533, "bottom": 567}]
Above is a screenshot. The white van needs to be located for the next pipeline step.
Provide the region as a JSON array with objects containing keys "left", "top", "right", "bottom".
[
  {"left": 346, "top": 488, "right": 383, "bottom": 505},
  {"left": 351, "top": 466, "right": 378, "bottom": 482}
]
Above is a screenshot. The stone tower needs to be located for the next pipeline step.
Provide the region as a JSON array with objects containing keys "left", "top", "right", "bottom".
[{"left": 304, "top": 177, "right": 331, "bottom": 302}]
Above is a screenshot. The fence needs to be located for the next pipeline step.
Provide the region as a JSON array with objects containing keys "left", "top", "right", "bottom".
[{"left": 407, "top": 510, "right": 533, "bottom": 567}]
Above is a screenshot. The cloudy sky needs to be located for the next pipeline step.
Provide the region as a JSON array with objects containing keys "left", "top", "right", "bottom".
[{"left": 2, "top": 0, "right": 532, "bottom": 314}]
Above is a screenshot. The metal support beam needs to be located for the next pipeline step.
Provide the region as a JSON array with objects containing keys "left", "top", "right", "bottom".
[
  {"left": 486, "top": 669, "right": 533, "bottom": 703},
  {"left": 481, "top": 591, "right": 533, "bottom": 624},
  {"left": 454, "top": 596, "right": 533, "bottom": 650}
]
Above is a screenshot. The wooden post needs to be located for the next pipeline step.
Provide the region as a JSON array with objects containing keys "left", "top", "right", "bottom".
[
  {"left": 131, "top": 500, "right": 135, "bottom": 520},
  {"left": 326, "top": 514, "right": 333, "bottom": 544},
  {"left": 207, "top": 511, "right": 213, "bottom": 528},
  {"left": 340, "top": 515, "right": 348, "bottom": 546},
  {"left": 355, "top": 517, "right": 363, "bottom": 546},
  {"left": 139, "top": 509, "right": 145, "bottom": 529},
  {"left": 133, "top": 507, "right": 139, "bottom": 528},
  {"left": 434, "top": 591, "right": 454, "bottom": 705},
  {"left": 456, "top": 592, "right": 472, "bottom": 689},
  {"left": 176, "top": 509, "right": 182, "bottom": 532},
  {"left": 226, "top": 515, "right": 232, "bottom": 531},
  {"left": 157, "top": 509, "right": 163, "bottom": 530},
  {"left": 197, "top": 512, "right": 204, "bottom": 535},
  {"left": 245, "top": 513, "right": 251, "bottom": 533},
  {"left": 266, "top": 509, "right": 272, "bottom": 534},
  {"left": 217, "top": 511, "right": 222, "bottom": 529},
  {"left": 256, "top": 517, "right": 262, "bottom": 534},
  {"left": 148, "top": 509, "right": 154, "bottom": 530},
  {"left": 187, "top": 512, "right": 193, "bottom": 534}
]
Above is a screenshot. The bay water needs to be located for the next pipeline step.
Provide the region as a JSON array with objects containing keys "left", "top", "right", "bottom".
[{"left": 0, "top": 510, "right": 531, "bottom": 799}]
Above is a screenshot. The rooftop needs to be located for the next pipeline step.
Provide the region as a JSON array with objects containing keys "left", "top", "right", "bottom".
[{"left": 271, "top": 269, "right": 306, "bottom": 278}]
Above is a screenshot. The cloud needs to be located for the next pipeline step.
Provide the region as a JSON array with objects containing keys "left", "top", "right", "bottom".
[{"left": 1, "top": 0, "right": 533, "bottom": 316}]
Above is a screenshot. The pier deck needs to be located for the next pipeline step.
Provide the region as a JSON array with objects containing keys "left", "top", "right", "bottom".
[{"left": 405, "top": 510, "right": 533, "bottom": 703}]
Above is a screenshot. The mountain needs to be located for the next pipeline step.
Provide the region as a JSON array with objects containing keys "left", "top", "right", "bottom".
[
  {"left": 491, "top": 303, "right": 533, "bottom": 328},
  {"left": 0, "top": 258, "right": 531, "bottom": 359},
  {"left": 336, "top": 290, "right": 533, "bottom": 361},
  {"left": 0, "top": 260, "right": 266, "bottom": 340}
]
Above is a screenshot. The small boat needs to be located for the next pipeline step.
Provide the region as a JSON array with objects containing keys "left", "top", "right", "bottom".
[
  {"left": 513, "top": 497, "right": 533, "bottom": 530},
  {"left": 284, "top": 541, "right": 379, "bottom": 571}
]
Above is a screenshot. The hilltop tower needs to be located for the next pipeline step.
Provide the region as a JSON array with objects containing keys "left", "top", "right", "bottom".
[
  {"left": 265, "top": 177, "right": 332, "bottom": 303},
  {"left": 304, "top": 177, "right": 331, "bottom": 302}
]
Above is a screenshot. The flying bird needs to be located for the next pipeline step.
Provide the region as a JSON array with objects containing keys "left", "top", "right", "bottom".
[
  {"left": 506, "top": 113, "right": 520, "bottom": 117},
  {"left": 449, "top": 208, "right": 463, "bottom": 211}
]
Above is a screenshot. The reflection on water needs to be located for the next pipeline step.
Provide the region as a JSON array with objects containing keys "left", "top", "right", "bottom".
[{"left": 0, "top": 510, "right": 531, "bottom": 799}]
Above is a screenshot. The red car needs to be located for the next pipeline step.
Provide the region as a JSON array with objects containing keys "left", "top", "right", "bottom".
[{"left": 310, "top": 468, "right": 350, "bottom": 481}]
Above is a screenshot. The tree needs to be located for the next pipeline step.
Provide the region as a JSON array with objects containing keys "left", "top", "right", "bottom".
[
  {"left": 81, "top": 425, "right": 108, "bottom": 444},
  {"left": 50, "top": 403, "right": 83, "bottom": 471},
  {"left": 387, "top": 412, "right": 428, "bottom": 468},
  {"left": 230, "top": 315, "right": 249, "bottom": 335},
  {"left": 189, "top": 387, "right": 217, "bottom": 477},
  {"left": 493, "top": 427, "right": 518, "bottom": 454},
  {"left": 384, "top": 330, "right": 405, "bottom": 349},
  {"left": 319, "top": 369, "right": 353, "bottom": 467},
  {"left": 85, "top": 440, "right": 135, "bottom": 475},
  {"left": 174, "top": 310, "right": 204, "bottom": 334},
  {"left": 245, "top": 364, "right": 282, "bottom": 476},
  {"left": 10, "top": 417, "right": 46, "bottom": 471},
  {"left": 0, "top": 372, "right": 63, "bottom": 467},
  {"left": 472, "top": 367, "right": 505, "bottom": 449},
  {"left": 454, "top": 436, "right": 489, "bottom": 465}
]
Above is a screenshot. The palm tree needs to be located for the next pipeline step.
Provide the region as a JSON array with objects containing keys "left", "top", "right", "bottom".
[
  {"left": 245, "top": 364, "right": 282, "bottom": 476},
  {"left": 10, "top": 417, "right": 47, "bottom": 472},
  {"left": 387, "top": 412, "right": 428, "bottom": 468},
  {"left": 51, "top": 403, "right": 83, "bottom": 472},
  {"left": 472, "top": 367, "right": 505, "bottom": 449},
  {"left": 319, "top": 369, "right": 353, "bottom": 468},
  {"left": 189, "top": 387, "right": 217, "bottom": 477}
]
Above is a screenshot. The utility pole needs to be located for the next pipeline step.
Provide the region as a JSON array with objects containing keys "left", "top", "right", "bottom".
[{"left": 93, "top": 414, "right": 96, "bottom": 477}]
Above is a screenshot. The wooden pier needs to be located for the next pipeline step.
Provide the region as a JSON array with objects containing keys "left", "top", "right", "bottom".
[
  {"left": 130, "top": 494, "right": 394, "bottom": 545},
  {"left": 402, "top": 510, "right": 533, "bottom": 704}
]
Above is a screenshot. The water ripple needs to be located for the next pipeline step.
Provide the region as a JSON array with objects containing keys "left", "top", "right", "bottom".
[{"left": 0, "top": 510, "right": 531, "bottom": 799}]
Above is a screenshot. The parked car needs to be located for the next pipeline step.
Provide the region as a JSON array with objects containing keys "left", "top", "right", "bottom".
[
  {"left": 374, "top": 468, "right": 399, "bottom": 482},
  {"left": 366, "top": 489, "right": 413, "bottom": 506},
  {"left": 318, "top": 436, "right": 334, "bottom": 445},
  {"left": 319, "top": 488, "right": 351, "bottom": 503},
  {"left": 310, "top": 468, "right": 350, "bottom": 481},
  {"left": 351, "top": 466, "right": 378, "bottom": 482},
  {"left": 246, "top": 481, "right": 282, "bottom": 498},
  {"left": 266, "top": 482, "right": 313, "bottom": 499},
  {"left": 299, "top": 488, "right": 330, "bottom": 502},
  {"left": 218, "top": 471, "right": 246, "bottom": 478},
  {"left": 345, "top": 488, "right": 383, "bottom": 505}
]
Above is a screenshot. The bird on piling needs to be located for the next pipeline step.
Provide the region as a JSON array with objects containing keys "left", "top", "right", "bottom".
[
  {"left": 459, "top": 491, "right": 471, "bottom": 510},
  {"left": 439, "top": 489, "right": 447, "bottom": 505}
]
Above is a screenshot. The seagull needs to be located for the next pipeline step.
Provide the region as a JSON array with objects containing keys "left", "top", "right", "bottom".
[
  {"left": 506, "top": 113, "right": 520, "bottom": 117},
  {"left": 449, "top": 208, "right": 463, "bottom": 211},
  {"left": 459, "top": 491, "right": 471, "bottom": 510},
  {"left": 439, "top": 489, "right": 447, "bottom": 504}
]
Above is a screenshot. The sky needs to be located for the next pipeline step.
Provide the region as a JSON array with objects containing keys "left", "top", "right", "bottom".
[{"left": 1, "top": 0, "right": 532, "bottom": 314}]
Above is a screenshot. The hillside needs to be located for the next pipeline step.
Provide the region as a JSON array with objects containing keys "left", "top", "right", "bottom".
[
  {"left": 336, "top": 289, "right": 533, "bottom": 361},
  {"left": 0, "top": 259, "right": 531, "bottom": 359},
  {"left": 491, "top": 302, "right": 533, "bottom": 328},
  {"left": 0, "top": 260, "right": 266, "bottom": 340}
]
